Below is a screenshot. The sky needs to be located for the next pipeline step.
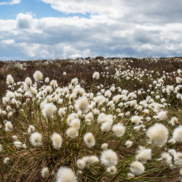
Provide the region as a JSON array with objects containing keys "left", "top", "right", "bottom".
[{"left": 0, "top": 0, "right": 182, "bottom": 60}]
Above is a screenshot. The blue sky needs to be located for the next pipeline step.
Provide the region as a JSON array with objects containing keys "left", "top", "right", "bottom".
[
  {"left": 0, "top": 0, "right": 182, "bottom": 60},
  {"left": 0, "top": 0, "right": 91, "bottom": 19}
]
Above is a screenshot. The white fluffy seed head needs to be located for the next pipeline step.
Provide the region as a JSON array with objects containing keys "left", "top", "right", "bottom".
[
  {"left": 30, "top": 86, "right": 37, "bottom": 95},
  {"left": 173, "top": 126, "right": 182, "bottom": 143},
  {"left": 89, "top": 155, "right": 99, "bottom": 164},
  {"left": 46, "top": 86, "right": 53, "bottom": 94},
  {"left": 112, "top": 123, "right": 126, "bottom": 137},
  {"left": 25, "top": 77, "right": 32, "bottom": 87},
  {"left": 75, "top": 97, "right": 89, "bottom": 113},
  {"left": 6, "top": 91, "right": 15, "bottom": 101},
  {"left": 76, "top": 159, "right": 86, "bottom": 169},
  {"left": 28, "top": 125, "right": 35, "bottom": 134},
  {"left": 98, "top": 113, "right": 113, "bottom": 124},
  {"left": 84, "top": 132, "right": 95, "bottom": 148},
  {"left": 125, "top": 140, "right": 133, "bottom": 148},
  {"left": 146, "top": 117, "right": 151, "bottom": 122},
  {"left": 158, "top": 152, "right": 172, "bottom": 166},
  {"left": 56, "top": 167, "right": 77, "bottom": 182},
  {"left": 50, "top": 80, "right": 58, "bottom": 89},
  {"left": 105, "top": 90, "right": 112, "bottom": 97},
  {"left": 136, "top": 147, "right": 152, "bottom": 164},
  {"left": 100, "top": 149, "right": 118, "bottom": 167},
  {"left": 58, "top": 108, "right": 66, "bottom": 117},
  {"left": 3, "top": 157, "right": 10, "bottom": 164},
  {"left": 157, "top": 111, "right": 168, "bottom": 121},
  {"left": 67, "top": 113, "right": 78, "bottom": 124},
  {"left": 6, "top": 74, "right": 14, "bottom": 85},
  {"left": 12, "top": 135, "right": 18, "bottom": 140},
  {"left": 51, "top": 132, "right": 62, "bottom": 150},
  {"left": 174, "top": 152, "right": 182, "bottom": 166},
  {"left": 146, "top": 123, "right": 168, "bottom": 147},
  {"left": 127, "top": 173, "right": 135, "bottom": 178},
  {"left": 85, "top": 112, "right": 94, "bottom": 121},
  {"left": 69, "top": 118, "right": 80, "bottom": 130},
  {"left": 5, "top": 121, "right": 13, "bottom": 132},
  {"left": 101, "top": 122, "right": 112, "bottom": 132},
  {"left": 33, "top": 70, "right": 43, "bottom": 81},
  {"left": 168, "top": 149, "right": 176, "bottom": 157},
  {"left": 107, "top": 166, "right": 117, "bottom": 175},
  {"left": 169, "top": 117, "right": 179, "bottom": 126},
  {"left": 93, "top": 72, "right": 100, "bottom": 79},
  {"left": 130, "top": 161, "right": 145, "bottom": 175},
  {"left": 101, "top": 143, "right": 108, "bottom": 150},
  {"left": 176, "top": 77, "right": 182, "bottom": 83},
  {"left": 29, "top": 132, "right": 43, "bottom": 147},
  {"left": 168, "top": 138, "right": 176, "bottom": 144},
  {"left": 66, "top": 127, "right": 78, "bottom": 138},
  {"left": 14, "top": 141, "right": 22, "bottom": 149},
  {"left": 130, "top": 116, "right": 141, "bottom": 125},
  {"left": 71, "top": 78, "right": 78, "bottom": 86},
  {"left": 45, "top": 77, "right": 49, "bottom": 83},
  {"left": 41, "top": 167, "right": 49, "bottom": 178},
  {"left": 82, "top": 155, "right": 99, "bottom": 167},
  {"left": 42, "top": 103, "right": 57, "bottom": 118}
]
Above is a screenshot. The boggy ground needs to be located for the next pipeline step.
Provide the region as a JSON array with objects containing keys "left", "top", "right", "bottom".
[{"left": 0, "top": 57, "right": 182, "bottom": 181}]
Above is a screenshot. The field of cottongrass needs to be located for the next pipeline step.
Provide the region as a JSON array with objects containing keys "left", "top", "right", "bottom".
[{"left": 1, "top": 57, "right": 182, "bottom": 181}]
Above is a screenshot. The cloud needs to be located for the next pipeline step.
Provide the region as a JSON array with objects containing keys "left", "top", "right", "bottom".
[
  {"left": 0, "top": 0, "right": 182, "bottom": 60},
  {"left": 0, "top": 0, "right": 21, "bottom": 6},
  {"left": 17, "top": 13, "right": 33, "bottom": 29},
  {"left": 39, "top": 0, "right": 182, "bottom": 24},
  {"left": 2, "top": 39, "right": 15, "bottom": 44}
]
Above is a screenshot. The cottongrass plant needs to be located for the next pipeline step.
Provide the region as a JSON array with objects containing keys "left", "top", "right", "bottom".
[{"left": 1, "top": 62, "right": 182, "bottom": 182}]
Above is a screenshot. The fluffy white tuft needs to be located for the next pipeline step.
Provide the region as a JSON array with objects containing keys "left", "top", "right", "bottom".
[
  {"left": 107, "top": 166, "right": 117, "bottom": 175},
  {"left": 51, "top": 132, "right": 63, "bottom": 150},
  {"left": 130, "top": 116, "right": 141, "bottom": 125},
  {"left": 5, "top": 121, "right": 13, "bottom": 132},
  {"left": 33, "top": 70, "right": 43, "bottom": 81},
  {"left": 76, "top": 159, "right": 86, "bottom": 169},
  {"left": 56, "top": 167, "right": 77, "bottom": 182},
  {"left": 84, "top": 132, "right": 95, "bottom": 148},
  {"left": 42, "top": 103, "right": 57, "bottom": 118},
  {"left": 25, "top": 77, "right": 32, "bottom": 87},
  {"left": 101, "top": 143, "right": 108, "bottom": 150},
  {"left": 176, "top": 77, "right": 182, "bottom": 83},
  {"left": 173, "top": 125, "right": 182, "bottom": 143},
  {"left": 125, "top": 140, "right": 133, "bottom": 148},
  {"left": 130, "top": 161, "right": 145, "bottom": 175},
  {"left": 29, "top": 132, "right": 43, "bottom": 147},
  {"left": 41, "top": 167, "right": 49, "bottom": 178},
  {"left": 169, "top": 117, "right": 179, "bottom": 126},
  {"left": 45, "top": 77, "right": 49, "bottom": 83},
  {"left": 112, "top": 123, "right": 126, "bottom": 137},
  {"left": 157, "top": 152, "right": 172, "bottom": 166},
  {"left": 100, "top": 149, "right": 118, "bottom": 167},
  {"left": 66, "top": 127, "right": 78, "bottom": 138},
  {"left": 3, "top": 157, "right": 10, "bottom": 164},
  {"left": 156, "top": 111, "right": 168, "bottom": 121},
  {"left": 93, "top": 72, "right": 100, "bottom": 79},
  {"left": 146, "top": 123, "right": 168, "bottom": 147},
  {"left": 75, "top": 97, "right": 89, "bottom": 113},
  {"left": 101, "top": 122, "right": 112, "bottom": 132},
  {"left": 69, "top": 118, "right": 80, "bottom": 130},
  {"left": 136, "top": 146, "right": 152, "bottom": 164},
  {"left": 28, "top": 125, "right": 35, "bottom": 134},
  {"left": 6, "top": 74, "right": 14, "bottom": 85}
]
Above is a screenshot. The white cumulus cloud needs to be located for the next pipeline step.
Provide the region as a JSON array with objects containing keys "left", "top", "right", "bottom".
[{"left": 0, "top": 0, "right": 21, "bottom": 6}]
